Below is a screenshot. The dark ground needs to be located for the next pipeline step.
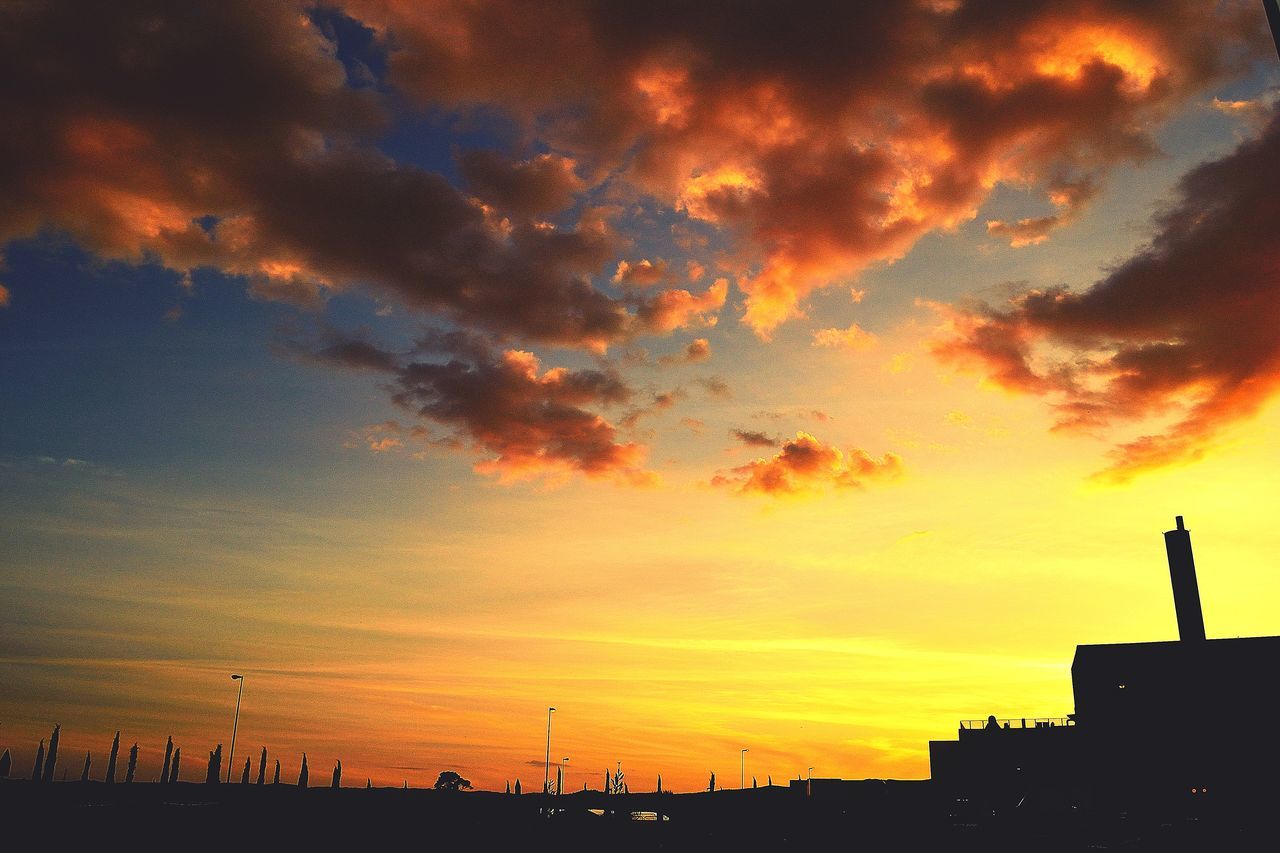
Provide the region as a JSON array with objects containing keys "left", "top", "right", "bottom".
[{"left": 1, "top": 778, "right": 1274, "bottom": 851}]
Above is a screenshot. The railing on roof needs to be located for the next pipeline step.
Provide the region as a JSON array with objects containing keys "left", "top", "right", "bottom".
[{"left": 959, "top": 717, "right": 1075, "bottom": 731}]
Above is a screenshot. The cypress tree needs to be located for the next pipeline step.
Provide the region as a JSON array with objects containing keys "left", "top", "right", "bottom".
[
  {"left": 160, "top": 737, "right": 173, "bottom": 784},
  {"left": 331, "top": 760, "right": 341, "bottom": 789},
  {"left": 657, "top": 774, "right": 662, "bottom": 794},
  {"left": 31, "top": 739, "right": 45, "bottom": 782},
  {"left": 0, "top": 748, "right": 11, "bottom": 778},
  {"left": 514, "top": 778, "right": 521, "bottom": 795},
  {"left": 205, "top": 744, "right": 222, "bottom": 785},
  {"left": 505, "top": 781, "right": 511, "bottom": 795},
  {"left": 366, "top": 778, "right": 372, "bottom": 789},
  {"left": 240, "top": 757, "right": 250, "bottom": 784},
  {"left": 81, "top": 752, "right": 92, "bottom": 782},
  {"left": 298, "top": 753, "right": 308, "bottom": 788},
  {"left": 105, "top": 732, "right": 120, "bottom": 784},
  {"left": 42, "top": 724, "right": 60, "bottom": 783},
  {"left": 169, "top": 748, "right": 181, "bottom": 783},
  {"left": 708, "top": 771, "right": 715, "bottom": 792},
  {"left": 256, "top": 747, "right": 266, "bottom": 785},
  {"left": 604, "top": 769, "right": 610, "bottom": 794},
  {"left": 126, "top": 743, "right": 138, "bottom": 783},
  {"left": 273, "top": 759, "right": 280, "bottom": 784},
  {"left": 768, "top": 775, "right": 772, "bottom": 787}
]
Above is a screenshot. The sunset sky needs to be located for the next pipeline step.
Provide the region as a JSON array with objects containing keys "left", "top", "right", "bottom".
[{"left": 4, "top": 0, "right": 1280, "bottom": 791}]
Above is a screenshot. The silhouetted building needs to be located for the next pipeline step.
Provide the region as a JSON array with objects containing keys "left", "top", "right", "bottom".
[{"left": 930, "top": 516, "right": 1280, "bottom": 805}]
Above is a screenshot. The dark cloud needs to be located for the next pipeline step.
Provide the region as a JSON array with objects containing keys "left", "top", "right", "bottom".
[
  {"left": 712, "top": 432, "right": 903, "bottom": 495},
  {"left": 658, "top": 337, "right": 711, "bottom": 366},
  {"left": 312, "top": 333, "right": 651, "bottom": 483},
  {"left": 619, "top": 388, "right": 684, "bottom": 430},
  {"left": 315, "top": 338, "right": 399, "bottom": 373},
  {"left": 0, "top": 1, "right": 724, "bottom": 351},
  {"left": 458, "top": 150, "right": 585, "bottom": 218},
  {"left": 932, "top": 107, "right": 1280, "bottom": 480},
  {"left": 730, "top": 429, "right": 777, "bottom": 448},
  {"left": 695, "top": 376, "right": 731, "bottom": 399},
  {"left": 986, "top": 175, "right": 1100, "bottom": 247}
]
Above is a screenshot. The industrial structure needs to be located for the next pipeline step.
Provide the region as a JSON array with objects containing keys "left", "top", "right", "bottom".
[{"left": 929, "top": 517, "right": 1280, "bottom": 805}]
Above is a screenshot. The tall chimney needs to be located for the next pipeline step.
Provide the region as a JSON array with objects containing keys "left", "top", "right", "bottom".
[{"left": 1163, "top": 515, "right": 1206, "bottom": 642}]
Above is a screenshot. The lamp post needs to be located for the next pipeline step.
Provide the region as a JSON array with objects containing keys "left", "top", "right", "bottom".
[
  {"left": 543, "top": 707, "right": 555, "bottom": 794},
  {"left": 740, "top": 748, "right": 748, "bottom": 789},
  {"left": 559, "top": 757, "right": 569, "bottom": 795},
  {"left": 226, "top": 674, "right": 244, "bottom": 783},
  {"left": 807, "top": 766, "right": 814, "bottom": 797}
]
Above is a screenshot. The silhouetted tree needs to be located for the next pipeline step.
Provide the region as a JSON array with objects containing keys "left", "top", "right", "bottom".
[
  {"left": 126, "top": 743, "right": 138, "bottom": 783},
  {"left": 81, "top": 752, "right": 91, "bottom": 782},
  {"left": 657, "top": 774, "right": 662, "bottom": 793},
  {"left": 366, "top": 778, "right": 372, "bottom": 789},
  {"left": 505, "top": 780, "right": 511, "bottom": 794},
  {"left": 105, "top": 732, "right": 120, "bottom": 784},
  {"left": 752, "top": 776, "right": 757, "bottom": 789},
  {"left": 273, "top": 759, "right": 280, "bottom": 785},
  {"left": 433, "top": 771, "right": 471, "bottom": 791},
  {"left": 331, "top": 760, "right": 341, "bottom": 788},
  {"left": 31, "top": 739, "right": 44, "bottom": 782},
  {"left": 604, "top": 769, "right": 611, "bottom": 794},
  {"left": 708, "top": 771, "right": 715, "bottom": 792},
  {"left": 256, "top": 747, "right": 266, "bottom": 785},
  {"left": 298, "top": 754, "right": 308, "bottom": 788},
  {"left": 0, "top": 748, "right": 11, "bottom": 778},
  {"left": 514, "top": 779, "right": 521, "bottom": 795},
  {"left": 168, "top": 748, "right": 181, "bottom": 783},
  {"left": 42, "top": 724, "right": 60, "bottom": 783},
  {"left": 240, "top": 757, "right": 250, "bottom": 784},
  {"left": 204, "top": 744, "right": 222, "bottom": 785},
  {"left": 767, "top": 775, "right": 772, "bottom": 786},
  {"left": 160, "top": 737, "right": 173, "bottom": 784}
]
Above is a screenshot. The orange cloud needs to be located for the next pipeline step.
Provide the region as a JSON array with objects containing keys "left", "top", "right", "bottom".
[
  {"left": 812, "top": 323, "right": 877, "bottom": 351},
  {"left": 349, "top": 0, "right": 1262, "bottom": 337},
  {"left": 712, "top": 432, "right": 903, "bottom": 496},
  {"left": 612, "top": 258, "right": 669, "bottom": 287},
  {"left": 635, "top": 278, "right": 727, "bottom": 334}
]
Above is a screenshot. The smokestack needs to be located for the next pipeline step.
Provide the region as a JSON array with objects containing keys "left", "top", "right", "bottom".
[{"left": 1163, "top": 515, "right": 1206, "bottom": 642}]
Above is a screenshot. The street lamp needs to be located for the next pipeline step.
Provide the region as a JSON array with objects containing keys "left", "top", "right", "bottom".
[
  {"left": 559, "top": 757, "right": 569, "bottom": 795},
  {"left": 740, "top": 749, "right": 748, "bottom": 789},
  {"left": 226, "top": 674, "right": 244, "bottom": 783},
  {"left": 543, "top": 707, "right": 555, "bottom": 794},
  {"left": 807, "top": 766, "right": 814, "bottom": 797}
]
